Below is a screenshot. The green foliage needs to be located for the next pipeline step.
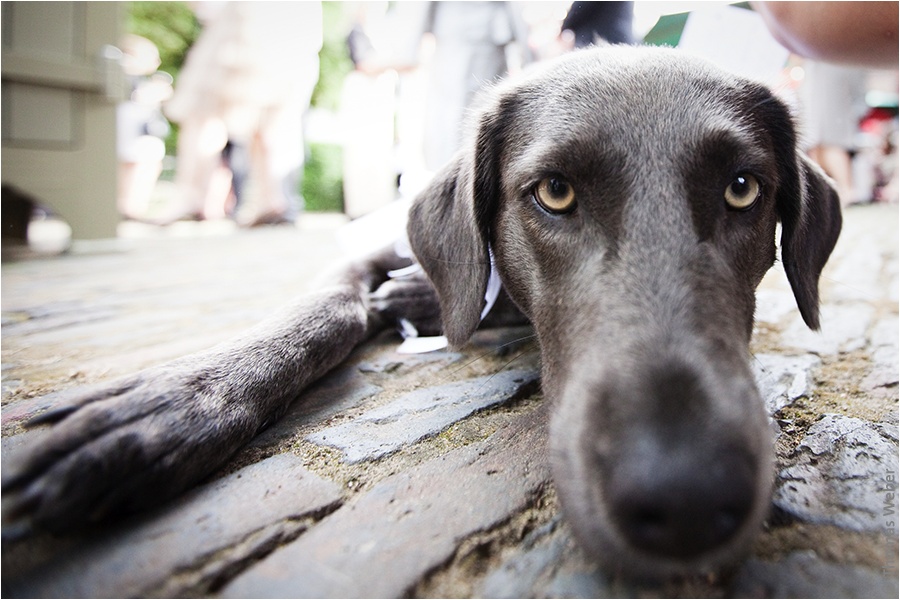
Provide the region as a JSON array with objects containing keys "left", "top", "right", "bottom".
[
  {"left": 306, "top": 3, "right": 353, "bottom": 210},
  {"left": 127, "top": 2, "right": 200, "bottom": 157},
  {"left": 310, "top": 1, "right": 354, "bottom": 110},
  {"left": 302, "top": 143, "right": 344, "bottom": 212},
  {"left": 126, "top": 1, "right": 200, "bottom": 78},
  {"left": 127, "top": 1, "right": 350, "bottom": 214}
]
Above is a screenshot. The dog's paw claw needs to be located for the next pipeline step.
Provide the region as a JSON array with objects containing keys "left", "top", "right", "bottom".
[{"left": 24, "top": 405, "right": 79, "bottom": 427}]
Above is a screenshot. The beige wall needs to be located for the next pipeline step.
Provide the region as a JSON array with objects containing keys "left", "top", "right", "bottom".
[{"left": 2, "top": 2, "right": 123, "bottom": 239}]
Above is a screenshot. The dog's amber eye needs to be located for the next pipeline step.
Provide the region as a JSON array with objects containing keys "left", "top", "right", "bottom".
[
  {"left": 535, "top": 177, "right": 576, "bottom": 214},
  {"left": 724, "top": 174, "right": 760, "bottom": 210}
]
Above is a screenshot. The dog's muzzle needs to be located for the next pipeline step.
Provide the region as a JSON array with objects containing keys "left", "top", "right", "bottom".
[{"left": 547, "top": 335, "right": 774, "bottom": 578}]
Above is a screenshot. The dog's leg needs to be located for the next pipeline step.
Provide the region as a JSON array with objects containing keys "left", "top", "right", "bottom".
[{"left": 2, "top": 247, "right": 425, "bottom": 535}]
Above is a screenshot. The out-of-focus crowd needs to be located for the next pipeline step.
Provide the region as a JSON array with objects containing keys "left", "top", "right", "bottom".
[{"left": 116, "top": 1, "right": 898, "bottom": 228}]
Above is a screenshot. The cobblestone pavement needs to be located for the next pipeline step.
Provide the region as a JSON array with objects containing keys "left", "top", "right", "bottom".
[{"left": 2, "top": 205, "right": 897, "bottom": 598}]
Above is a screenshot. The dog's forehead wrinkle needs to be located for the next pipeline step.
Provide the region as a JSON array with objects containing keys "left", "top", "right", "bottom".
[
  {"left": 506, "top": 53, "right": 729, "bottom": 129},
  {"left": 491, "top": 62, "right": 762, "bottom": 219}
]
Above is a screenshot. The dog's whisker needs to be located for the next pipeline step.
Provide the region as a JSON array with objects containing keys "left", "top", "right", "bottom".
[
  {"left": 412, "top": 251, "right": 491, "bottom": 267},
  {"left": 418, "top": 332, "right": 538, "bottom": 388},
  {"left": 472, "top": 347, "right": 536, "bottom": 396},
  {"left": 749, "top": 352, "right": 768, "bottom": 374},
  {"left": 746, "top": 94, "right": 782, "bottom": 113},
  {"left": 453, "top": 332, "right": 537, "bottom": 375},
  {"left": 818, "top": 275, "right": 880, "bottom": 303}
]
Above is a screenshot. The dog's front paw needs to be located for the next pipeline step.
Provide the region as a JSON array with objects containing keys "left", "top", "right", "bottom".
[
  {"left": 369, "top": 272, "right": 443, "bottom": 336},
  {"left": 2, "top": 362, "right": 260, "bottom": 535}
]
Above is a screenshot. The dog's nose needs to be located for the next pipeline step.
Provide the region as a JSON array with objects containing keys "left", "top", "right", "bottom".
[{"left": 607, "top": 447, "right": 755, "bottom": 559}]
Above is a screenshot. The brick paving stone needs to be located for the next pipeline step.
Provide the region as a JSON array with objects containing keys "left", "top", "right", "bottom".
[
  {"left": 754, "top": 287, "right": 802, "bottom": 325},
  {"left": 476, "top": 520, "right": 671, "bottom": 599},
  {"left": 753, "top": 353, "right": 820, "bottom": 414},
  {"left": 541, "top": 569, "right": 612, "bottom": 599},
  {"left": 775, "top": 414, "right": 900, "bottom": 532},
  {"left": 248, "top": 364, "right": 382, "bottom": 449},
  {"left": 826, "top": 235, "right": 888, "bottom": 303},
  {"left": 1, "top": 373, "right": 23, "bottom": 397},
  {"left": 4, "top": 453, "right": 342, "bottom": 598},
  {"left": 781, "top": 303, "right": 876, "bottom": 356},
  {"left": 478, "top": 519, "right": 571, "bottom": 598},
  {"left": 306, "top": 369, "right": 540, "bottom": 463},
  {"left": 475, "top": 518, "right": 620, "bottom": 599},
  {"left": 0, "top": 302, "right": 119, "bottom": 337},
  {"left": 864, "top": 345, "right": 900, "bottom": 396},
  {"left": 871, "top": 315, "right": 899, "bottom": 349},
  {"left": 3, "top": 204, "right": 898, "bottom": 599},
  {"left": 863, "top": 315, "right": 900, "bottom": 396},
  {"left": 221, "top": 406, "right": 550, "bottom": 598},
  {"left": 886, "top": 261, "right": 899, "bottom": 304},
  {"left": 731, "top": 550, "right": 899, "bottom": 598},
  {"left": 357, "top": 348, "right": 462, "bottom": 375},
  {"left": 482, "top": 522, "right": 900, "bottom": 599},
  {"left": 1, "top": 389, "right": 73, "bottom": 427},
  {"left": 876, "top": 413, "right": 899, "bottom": 442}
]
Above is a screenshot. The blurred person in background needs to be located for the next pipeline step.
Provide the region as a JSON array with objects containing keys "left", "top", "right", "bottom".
[
  {"left": 340, "top": 1, "right": 534, "bottom": 216},
  {"left": 420, "top": 1, "right": 532, "bottom": 172},
  {"left": 163, "top": 2, "right": 322, "bottom": 226},
  {"left": 388, "top": 2, "right": 533, "bottom": 175},
  {"left": 800, "top": 62, "right": 870, "bottom": 205},
  {"left": 560, "top": 1, "right": 635, "bottom": 49},
  {"left": 754, "top": 1, "right": 898, "bottom": 69},
  {"left": 341, "top": 2, "right": 402, "bottom": 218},
  {"left": 117, "top": 34, "right": 173, "bottom": 221},
  {"left": 755, "top": 1, "right": 898, "bottom": 206}
]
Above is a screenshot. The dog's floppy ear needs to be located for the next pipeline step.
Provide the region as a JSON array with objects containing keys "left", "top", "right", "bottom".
[
  {"left": 407, "top": 157, "right": 489, "bottom": 346},
  {"left": 768, "top": 105, "right": 842, "bottom": 331},
  {"left": 407, "top": 105, "right": 505, "bottom": 347},
  {"left": 780, "top": 156, "right": 842, "bottom": 330}
]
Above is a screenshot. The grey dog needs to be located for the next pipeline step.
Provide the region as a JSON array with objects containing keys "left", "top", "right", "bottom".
[{"left": 3, "top": 46, "right": 841, "bottom": 578}]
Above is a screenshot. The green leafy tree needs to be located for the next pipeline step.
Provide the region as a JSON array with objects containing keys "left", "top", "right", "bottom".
[
  {"left": 310, "top": 1, "right": 353, "bottom": 110},
  {"left": 126, "top": 1, "right": 351, "bottom": 212},
  {"left": 126, "top": 1, "right": 199, "bottom": 79}
]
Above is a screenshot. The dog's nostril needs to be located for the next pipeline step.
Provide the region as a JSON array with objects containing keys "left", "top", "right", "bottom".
[
  {"left": 615, "top": 493, "right": 751, "bottom": 558},
  {"left": 624, "top": 507, "right": 670, "bottom": 548},
  {"left": 608, "top": 453, "right": 756, "bottom": 559},
  {"left": 714, "top": 508, "right": 741, "bottom": 538}
]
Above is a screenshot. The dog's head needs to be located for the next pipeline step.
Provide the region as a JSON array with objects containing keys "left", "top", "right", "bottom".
[{"left": 408, "top": 46, "right": 841, "bottom": 578}]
